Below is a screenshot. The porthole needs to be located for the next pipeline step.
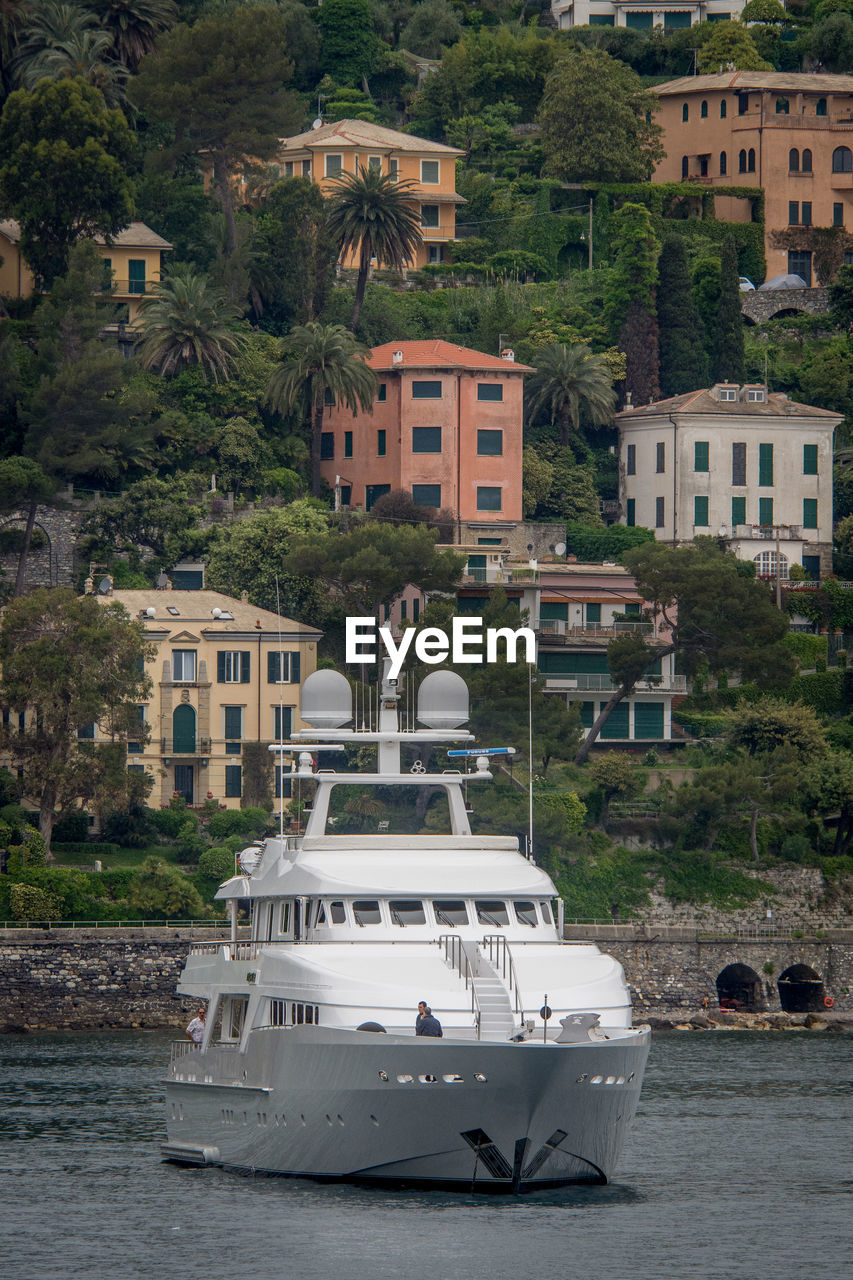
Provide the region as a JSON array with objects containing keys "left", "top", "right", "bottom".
[
  {"left": 337, "top": 1115, "right": 345, "bottom": 1126},
  {"left": 628, "top": 1073, "right": 635, "bottom": 1082},
  {"left": 474, "top": 1073, "right": 487, "bottom": 1083},
  {"left": 590, "top": 1075, "right": 604, "bottom": 1085},
  {"left": 378, "top": 1070, "right": 389, "bottom": 1082},
  {"left": 576, "top": 1074, "right": 588, "bottom": 1084},
  {"left": 299, "top": 1114, "right": 306, "bottom": 1125},
  {"left": 325, "top": 1114, "right": 333, "bottom": 1125},
  {"left": 418, "top": 1074, "right": 438, "bottom": 1084},
  {"left": 442, "top": 1073, "right": 464, "bottom": 1084},
  {"left": 369, "top": 1115, "right": 379, "bottom": 1126},
  {"left": 397, "top": 1073, "right": 413, "bottom": 1084},
  {"left": 605, "top": 1076, "right": 617, "bottom": 1085},
  {"left": 616, "top": 1075, "right": 626, "bottom": 1086}
]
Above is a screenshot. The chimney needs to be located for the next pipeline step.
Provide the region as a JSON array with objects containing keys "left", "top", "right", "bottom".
[
  {"left": 500, "top": 348, "right": 514, "bottom": 361},
  {"left": 392, "top": 349, "right": 403, "bottom": 365}
]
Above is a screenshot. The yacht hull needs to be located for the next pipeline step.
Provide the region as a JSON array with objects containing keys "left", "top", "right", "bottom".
[{"left": 164, "top": 1026, "right": 650, "bottom": 1190}]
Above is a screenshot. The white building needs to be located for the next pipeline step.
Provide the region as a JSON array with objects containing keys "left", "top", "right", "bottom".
[
  {"left": 550, "top": 1, "right": 743, "bottom": 29},
  {"left": 616, "top": 384, "right": 841, "bottom": 580}
]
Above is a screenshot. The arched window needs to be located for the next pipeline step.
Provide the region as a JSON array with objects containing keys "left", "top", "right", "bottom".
[
  {"left": 816, "top": 97, "right": 827, "bottom": 117},
  {"left": 754, "top": 550, "right": 788, "bottom": 580},
  {"left": 720, "top": 151, "right": 727, "bottom": 176},
  {"left": 681, "top": 155, "right": 688, "bottom": 179},
  {"left": 789, "top": 148, "right": 799, "bottom": 173},
  {"left": 833, "top": 146, "right": 853, "bottom": 173},
  {"left": 739, "top": 149, "right": 747, "bottom": 174},
  {"left": 682, "top": 103, "right": 689, "bottom": 122},
  {"left": 775, "top": 97, "right": 789, "bottom": 115},
  {"left": 173, "top": 704, "right": 196, "bottom": 754},
  {"left": 701, "top": 100, "right": 708, "bottom": 118},
  {"left": 720, "top": 99, "right": 727, "bottom": 119},
  {"left": 802, "top": 148, "right": 813, "bottom": 173},
  {"left": 748, "top": 148, "right": 756, "bottom": 173}
]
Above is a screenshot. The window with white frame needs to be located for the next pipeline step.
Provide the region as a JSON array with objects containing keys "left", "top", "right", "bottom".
[
  {"left": 268, "top": 651, "right": 301, "bottom": 683},
  {"left": 171, "top": 649, "right": 196, "bottom": 681},
  {"left": 420, "top": 159, "right": 439, "bottom": 183},
  {"left": 218, "top": 650, "right": 250, "bottom": 683},
  {"left": 325, "top": 153, "right": 343, "bottom": 177}
]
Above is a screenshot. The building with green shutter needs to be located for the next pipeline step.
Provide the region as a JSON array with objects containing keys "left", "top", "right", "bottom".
[
  {"left": 100, "top": 589, "right": 321, "bottom": 809},
  {"left": 616, "top": 384, "right": 840, "bottom": 581},
  {"left": 550, "top": 1, "right": 741, "bottom": 31}
]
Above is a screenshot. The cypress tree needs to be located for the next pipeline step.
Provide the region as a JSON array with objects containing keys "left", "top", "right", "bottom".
[
  {"left": 658, "top": 237, "right": 710, "bottom": 396},
  {"left": 618, "top": 303, "right": 661, "bottom": 407},
  {"left": 714, "top": 238, "right": 746, "bottom": 383}
]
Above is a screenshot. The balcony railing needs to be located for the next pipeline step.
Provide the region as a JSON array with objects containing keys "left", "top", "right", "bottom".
[
  {"left": 731, "top": 524, "right": 802, "bottom": 541},
  {"left": 160, "top": 736, "right": 212, "bottom": 756},
  {"left": 100, "top": 279, "right": 157, "bottom": 296},
  {"left": 463, "top": 566, "right": 539, "bottom": 584},
  {"left": 537, "top": 619, "right": 653, "bottom": 639},
  {"left": 544, "top": 674, "right": 687, "bottom": 693}
]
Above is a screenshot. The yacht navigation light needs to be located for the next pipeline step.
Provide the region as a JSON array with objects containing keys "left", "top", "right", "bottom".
[
  {"left": 417, "top": 669, "right": 469, "bottom": 729},
  {"left": 300, "top": 669, "right": 353, "bottom": 728}
]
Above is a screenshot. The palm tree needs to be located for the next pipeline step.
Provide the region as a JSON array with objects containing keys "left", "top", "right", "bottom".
[
  {"left": 90, "top": 0, "right": 178, "bottom": 72},
  {"left": 136, "top": 270, "right": 246, "bottom": 382},
  {"left": 265, "top": 322, "right": 377, "bottom": 496},
  {"left": 12, "top": 1, "right": 93, "bottom": 84},
  {"left": 21, "top": 28, "right": 128, "bottom": 106},
  {"left": 326, "top": 166, "right": 423, "bottom": 329},
  {"left": 526, "top": 343, "right": 617, "bottom": 446}
]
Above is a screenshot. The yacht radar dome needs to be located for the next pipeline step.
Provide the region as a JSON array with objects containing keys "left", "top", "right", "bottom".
[
  {"left": 300, "top": 669, "right": 353, "bottom": 728},
  {"left": 417, "top": 669, "right": 469, "bottom": 729}
]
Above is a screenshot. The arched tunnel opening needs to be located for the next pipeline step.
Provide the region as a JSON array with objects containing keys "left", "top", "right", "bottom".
[
  {"left": 716, "top": 963, "right": 764, "bottom": 1011},
  {"left": 778, "top": 964, "right": 825, "bottom": 1012}
]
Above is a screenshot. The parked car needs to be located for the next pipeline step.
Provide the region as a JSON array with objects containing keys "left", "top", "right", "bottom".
[
  {"left": 739, "top": 277, "right": 755, "bottom": 292},
  {"left": 758, "top": 273, "right": 808, "bottom": 290}
]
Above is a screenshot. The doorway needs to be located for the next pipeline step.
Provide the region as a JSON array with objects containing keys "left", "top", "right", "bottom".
[{"left": 174, "top": 764, "right": 194, "bottom": 805}]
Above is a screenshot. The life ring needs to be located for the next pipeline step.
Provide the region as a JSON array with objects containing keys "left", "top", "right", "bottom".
[{"left": 824, "top": 996, "right": 834, "bottom": 1009}]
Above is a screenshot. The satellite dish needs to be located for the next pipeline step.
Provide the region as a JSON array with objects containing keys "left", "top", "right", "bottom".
[
  {"left": 555, "top": 542, "right": 566, "bottom": 557},
  {"left": 417, "top": 670, "right": 469, "bottom": 729},
  {"left": 97, "top": 575, "right": 112, "bottom": 595},
  {"left": 311, "top": 117, "right": 323, "bottom": 129},
  {"left": 211, "top": 607, "right": 222, "bottom": 618},
  {"left": 145, "top": 606, "right": 156, "bottom": 618},
  {"left": 237, "top": 846, "right": 261, "bottom": 875},
  {"left": 300, "top": 669, "right": 353, "bottom": 728}
]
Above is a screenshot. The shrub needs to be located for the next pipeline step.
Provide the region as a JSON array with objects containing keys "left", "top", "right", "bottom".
[
  {"left": 198, "top": 846, "right": 237, "bottom": 884},
  {"left": 101, "top": 805, "right": 156, "bottom": 848},
  {"left": 10, "top": 883, "right": 61, "bottom": 921},
  {"left": 780, "top": 833, "right": 814, "bottom": 862},
  {"left": 148, "top": 806, "right": 199, "bottom": 840},
  {"left": 207, "top": 807, "right": 269, "bottom": 841},
  {"left": 52, "top": 810, "right": 90, "bottom": 843},
  {"left": 784, "top": 632, "right": 828, "bottom": 667}
]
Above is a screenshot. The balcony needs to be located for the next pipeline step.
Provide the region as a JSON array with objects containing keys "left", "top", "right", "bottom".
[
  {"left": 463, "top": 565, "right": 539, "bottom": 585},
  {"left": 160, "top": 736, "right": 212, "bottom": 757},
  {"left": 537, "top": 620, "right": 654, "bottom": 642},
  {"left": 544, "top": 674, "right": 687, "bottom": 693},
  {"left": 731, "top": 524, "right": 802, "bottom": 541}
]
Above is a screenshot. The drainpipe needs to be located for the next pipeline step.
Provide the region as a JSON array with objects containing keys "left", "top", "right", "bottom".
[
  {"left": 668, "top": 415, "right": 679, "bottom": 544},
  {"left": 456, "top": 372, "right": 462, "bottom": 539}
]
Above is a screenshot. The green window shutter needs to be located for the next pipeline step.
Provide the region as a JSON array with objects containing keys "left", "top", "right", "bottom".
[
  {"left": 268, "top": 651, "right": 279, "bottom": 682},
  {"left": 224, "top": 706, "right": 242, "bottom": 739},
  {"left": 694, "top": 495, "right": 709, "bottom": 526},
  {"left": 803, "top": 444, "right": 818, "bottom": 475},
  {"left": 626, "top": 498, "right": 635, "bottom": 527},
  {"left": 240, "top": 652, "right": 251, "bottom": 683},
  {"left": 225, "top": 765, "right": 242, "bottom": 798},
  {"left": 586, "top": 603, "right": 601, "bottom": 625},
  {"left": 217, "top": 651, "right": 226, "bottom": 682},
  {"left": 803, "top": 498, "right": 818, "bottom": 528},
  {"left": 600, "top": 701, "right": 630, "bottom": 739},
  {"left": 540, "top": 602, "right": 569, "bottom": 621},
  {"left": 377, "top": 429, "right": 386, "bottom": 456},
  {"left": 290, "top": 651, "right": 301, "bottom": 682},
  {"left": 274, "top": 706, "right": 293, "bottom": 740},
  {"left": 732, "top": 496, "right": 746, "bottom": 526},
  {"left": 759, "top": 496, "right": 774, "bottom": 526},
  {"left": 634, "top": 701, "right": 664, "bottom": 739},
  {"left": 694, "top": 441, "right": 709, "bottom": 472},
  {"left": 759, "top": 443, "right": 774, "bottom": 486},
  {"left": 578, "top": 701, "right": 595, "bottom": 728},
  {"left": 624, "top": 602, "right": 641, "bottom": 616}
]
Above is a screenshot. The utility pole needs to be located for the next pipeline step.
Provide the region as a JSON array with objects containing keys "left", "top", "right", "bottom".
[{"left": 588, "top": 198, "right": 593, "bottom": 270}]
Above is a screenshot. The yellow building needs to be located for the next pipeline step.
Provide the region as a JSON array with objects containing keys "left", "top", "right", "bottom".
[
  {"left": 0, "top": 219, "right": 172, "bottom": 321},
  {"left": 276, "top": 119, "right": 465, "bottom": 268},
  {"left": 98, "top": 588, "right": 322, "bottom": 810}
]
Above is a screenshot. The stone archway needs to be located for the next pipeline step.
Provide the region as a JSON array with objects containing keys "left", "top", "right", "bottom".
[
  {"left": 778, "top": 963, "right": 825, "bottom": 1012},
  {"left": 716, "top": 963, "right": 763, "bottom": 1011}
]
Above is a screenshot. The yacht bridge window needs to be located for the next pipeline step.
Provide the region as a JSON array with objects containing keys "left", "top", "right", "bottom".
[
  {"left": 541, "top": 901, "right": 555, "bottom": 924},
  {"left": 329, "top": 901, "right": 347, "bottom": 924},
  {"left": 514, "top": 900, "right": 538, "bottom": 927},
  {"left": 353, "top": 899, "right": 383, "bottom": 925},
  {"left": 390, "top": 899, "right": 426, "bottom": 925},
  {"left": 475, "top": 900, "right": 510, "bottom": 926},
  {"left": 433, "top": 900, "right": 469, "bottom": 927}
]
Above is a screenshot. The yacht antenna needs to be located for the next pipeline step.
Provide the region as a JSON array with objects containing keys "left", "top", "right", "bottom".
[{"left": 528, "top": 662, "right": 534, "bottom": 861}]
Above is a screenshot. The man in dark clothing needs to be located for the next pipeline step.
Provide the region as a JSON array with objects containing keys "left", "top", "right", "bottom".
[{"left": 415, "top": 1001, "right": 443, "bottom": 1037}]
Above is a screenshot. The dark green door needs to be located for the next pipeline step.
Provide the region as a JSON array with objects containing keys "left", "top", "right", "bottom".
[
  {"left": 174, "top": 764, "right": 194, "bottom": 804},
  {"left": 128, "top": 259, "right": 146, "bottom": 294},
  {"left": 173, "top": 704, "right": 196, "bottom": 753}
]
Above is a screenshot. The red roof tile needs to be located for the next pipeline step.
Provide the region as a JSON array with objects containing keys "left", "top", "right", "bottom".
[{"left": 367, "top": 340, "right": 532, "bottom": 373}]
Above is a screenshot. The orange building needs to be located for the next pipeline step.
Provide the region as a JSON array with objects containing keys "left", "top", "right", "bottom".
[
  {"left": 0, "top": 219, "right": 172, "bottom": 321},
  {"left": 276, "top": 119, "right": 464, "bottom": 268},
  {"left": 320, "top": 340, "right": 531, "bottom": 525},
  {"left": 653, "top": 72, "right": 853, "bottom": 283}
]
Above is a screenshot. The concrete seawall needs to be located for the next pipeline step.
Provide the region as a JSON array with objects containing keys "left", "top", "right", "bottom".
[{"left": 1, "top": 926, "right": 852, "bottom": 1032}]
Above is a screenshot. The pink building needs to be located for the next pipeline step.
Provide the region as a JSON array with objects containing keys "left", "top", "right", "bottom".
[{"left": 320, "top": 340, "right": 531, "bottom": 525}]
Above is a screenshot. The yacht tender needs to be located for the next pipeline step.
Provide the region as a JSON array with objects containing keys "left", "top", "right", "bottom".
[{"left": 163, "top": 667, "right": 650, "bottom": 1190}]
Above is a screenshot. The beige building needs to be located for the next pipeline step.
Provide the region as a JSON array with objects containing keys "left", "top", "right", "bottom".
[
  {"left": 616, "top": 384, "right": 841, "bottom": 579},
  {"left": 98, "top": 589, "right": 321, "bottom": 809},
  {"left": 276, "top": 119, "right": 464, "bottom": 268},
  {"left": 0, "top": 220, "right": 172, "bottom": 321},
  {"left": 652, "top": 72, "right": 853, "bottom": 282}
]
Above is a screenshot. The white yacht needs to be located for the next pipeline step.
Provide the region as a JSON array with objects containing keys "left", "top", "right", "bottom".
[{"left": 163, "top": 667, "right": 650, "bottom": 1191}]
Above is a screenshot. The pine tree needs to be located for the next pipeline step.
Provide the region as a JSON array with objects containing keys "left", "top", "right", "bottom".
[
  {"left": 714, "top": 238, "right": 746, "bottom": 383},
  {"left": 657, "top": 237, "right": 710, "bottom": 396}
]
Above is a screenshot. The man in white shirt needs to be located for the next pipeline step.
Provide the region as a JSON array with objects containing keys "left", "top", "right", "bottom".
[{"left": 186, "top": 1006, "right": 206, "bottom": 1046}]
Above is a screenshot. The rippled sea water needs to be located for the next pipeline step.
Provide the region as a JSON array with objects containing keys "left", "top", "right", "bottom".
[{"left": 1, "top": 1030, "right": 851, "bottom": 1280}]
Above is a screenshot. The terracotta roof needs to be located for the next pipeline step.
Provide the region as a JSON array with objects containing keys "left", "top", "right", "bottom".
[
  {"left": 655, "top": 72, "right": 853, "bottom": 96},
  {"left": 101, "top": 589, "right": 322, "bottom": 635},
  {"left": 615, "top": 387, "right": 842, "bottom": 421},
  {"left": 279, "top": 118, "right": 463, "bottom": 157},
  {"left": 368, "top": 340, "right": 533, "bottom": 373},
  {"left": 0, "top": 219, "right": 171, "bottom": 249}
]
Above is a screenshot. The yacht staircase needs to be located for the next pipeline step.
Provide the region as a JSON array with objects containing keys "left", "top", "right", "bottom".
[{"left": 439, "top": 935, "right": 523, "bottom": 1041}]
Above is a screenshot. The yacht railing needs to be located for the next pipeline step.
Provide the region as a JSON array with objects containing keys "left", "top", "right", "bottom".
[
  {"left": 438, "top": 933, "right": 482, "bottom": 1039},
  {"left": 188, "top": 941, "right": 256, "bottom": 959},
  {"left": 482, "top": 933, "right": 524, "bottom": 1020},
  {"left": 170, "top": 1040, "right": 198, "bottom": 1064}
]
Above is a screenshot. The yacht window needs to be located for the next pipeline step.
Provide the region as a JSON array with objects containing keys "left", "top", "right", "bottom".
[
  {"left": 269, "top": 998, "right": 287, "bottom": 1026},
  {"left": 229, "top": 996, "right": 248, "bottom": 1040},
  {"left": 315, "top": 901, "right": 326, "bottom": 926},
  {"left": 514, "top": 900, "right": 538, "bottom": 927},
  {"left": 280, "top": 901, "right": 290, "bottom": 933},
  {"left": 540, "top": 901, "right": 554, "bottom": 925},
  {"left": 292, "top": 1002, "right": 319, "bottom": 1025},
  {"left": 475, "top": 900, "right": 510, "bottom": 927},
  {"left": 329, "top": 901, "right": 346, "bottom": 925},
  {"left": 353, "top": 899, "right": 382, "bottom": 925},
  {"left": 433, "top": 899, "right": 469, "bottom": 927},
  {"left": 390, "top": 899, "right": 426, "bottom": 926}
]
